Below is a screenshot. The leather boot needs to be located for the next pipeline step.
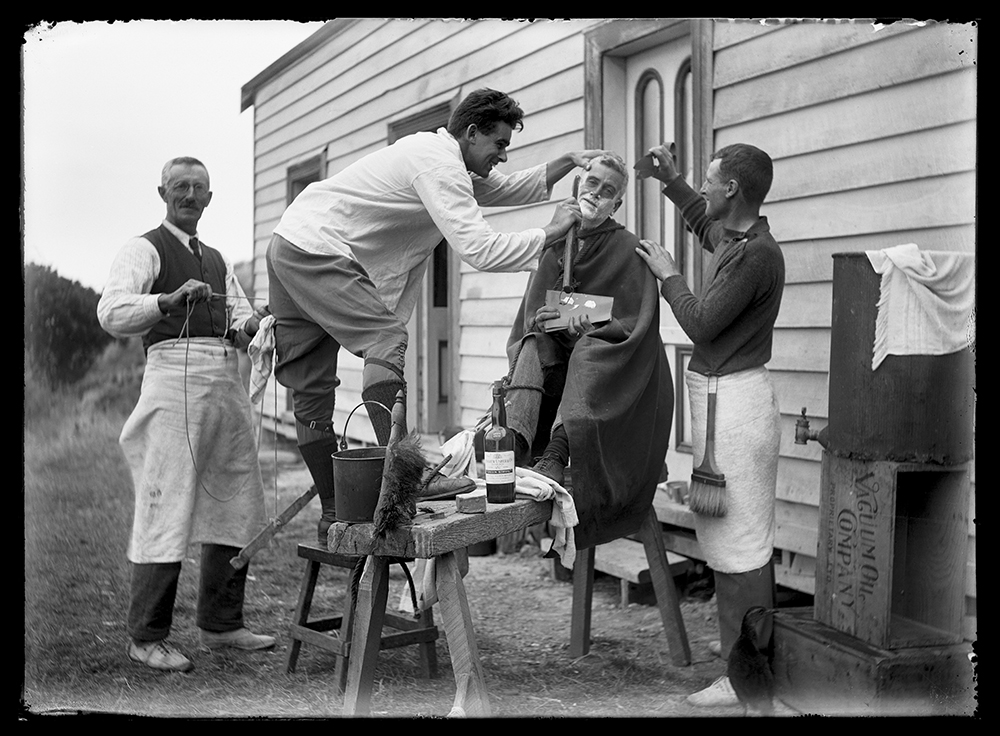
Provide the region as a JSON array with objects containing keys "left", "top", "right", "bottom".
[
  {"left": 298, "top": 437, "right": 339, "bottom": 548},
  {"left": 531, "top": 424, "right": 569, "bottom": 484},
  {"left": 361, "top": 380, "right": 405, "bottom": 446}
]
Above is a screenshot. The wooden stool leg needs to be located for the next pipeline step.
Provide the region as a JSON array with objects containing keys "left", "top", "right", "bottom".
[
  {"left": 569, "top": 546, "right": 595, "bottom": 658},
  {"left": 333, "top": 571, "right": 358, "bottom": 694},
  {"left": 416, "top": 606, "right": 439, "bottom": 679},
  {"left": 639, "top": 508, "right": 691, "bottom": 666},
  {"left": 286, "top": 558, "right": 321, "bottom": 674},
  {"left": 342, "top": 556, "right": 390, "bottom": 716},
  {"left": 436, "top": 551, "right": 491, "bottom": 717}
]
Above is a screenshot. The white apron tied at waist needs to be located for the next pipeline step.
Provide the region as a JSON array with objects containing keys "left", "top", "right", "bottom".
[{"left": 119, "top": 339, "right": 267, "bottom": 563}]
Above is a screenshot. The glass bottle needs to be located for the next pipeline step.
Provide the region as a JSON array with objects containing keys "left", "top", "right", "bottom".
[{"left": 484, "top": 381, "right": 516, "bottom": 503}]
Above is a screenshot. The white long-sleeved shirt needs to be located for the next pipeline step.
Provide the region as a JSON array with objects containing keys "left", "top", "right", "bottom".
[
  {"left": 273, "top": 127, "right": 551, "bottom": 322},
  {"left": 97, "top": 219, "right": 254, "bottom": 343}
]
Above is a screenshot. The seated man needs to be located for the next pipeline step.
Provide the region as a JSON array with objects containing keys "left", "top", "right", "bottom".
[{"left": 504, "top": 152, "right": 674, "bottom": 550}]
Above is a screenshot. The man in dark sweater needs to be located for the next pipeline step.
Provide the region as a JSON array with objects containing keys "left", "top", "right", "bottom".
[{"left": 636, "top": 143, "right": 784, "bottom": 708}]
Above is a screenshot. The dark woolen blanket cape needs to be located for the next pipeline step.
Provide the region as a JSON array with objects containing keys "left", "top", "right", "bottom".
[{"left": 507, "top": 218, "right": 674, "bottom": 550}]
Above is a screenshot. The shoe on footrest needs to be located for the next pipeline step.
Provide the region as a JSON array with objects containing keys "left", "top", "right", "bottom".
[
  {"left": 532, "top": 453, "right": 566, "bottom": 485},
  {"left": 419, "top": 471, "right": 476, "bottom": 500},
  {"left": 200, "top": 627, "right": 276, "bottom": 651},
  {"left": 685, "top": 675, "right": 740, "bottom": 707},
  {"left": 129, "top": 640, "right": 194, "bottom": 672}
]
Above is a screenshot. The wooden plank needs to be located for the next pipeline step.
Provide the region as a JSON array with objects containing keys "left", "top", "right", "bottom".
[
  {"left": 328, "top": 498, "right": 552, "bottom": 559},
  {"left": 714, "top": 20, "right": 914, "bottom": 89},
  {"left": 715, "top": 68, "right": 976, "bottom": 162},
  {"left": 639, "top": 510, "right": 692, "bottom": 666},
  {"left": 768, "top": 121, "right": 976, "bottom": 205},
  {"left": 768, "top": 328, "right": 830, "bottom": 373},
  {"left": 459, "top": 271, "right": 532, "bottom": 302},
  {"left": 570, "top": 546, "right": 595, "bottom": 658},
  {"left": 254, "top": 21, "right": 583, "bottom": 165},
  {"left": 341, "top": 556, "right": 390, "bottom": 716},
  {"left": 253, "top": 20, "right": 421, "bottom": 122},
  {"left": 255, "top": 20, "right": 526, "bottom": 144},
  {"left": 775, "top": 282, "right": 833, "bottom": 328},
  {"left": 459, "top": 298, "right": 524, "bottom": 327},
  {"left": 771, "top": 370, "right": 829, "bottom": 420},
  {"left": 763, "top": 171, "right": 977, "bottom": 243},
  {"left": 593, "top": 537, "right": 691, "bottom": 583},
  {"left": 437, "top": 551, "right": 492, "bottom": 717},
  {"left": 781, "top": 224, "right": 976, "bottom": 284},
  {"left": 459, "top": 325, "right": 520, "bottom": 360},
  {"left": 776, "top": 456, "right": 822, "bottom": 506},
  {"left": 712, "top": 18, "right": 785, "bottom": 49},
  {"left": 250, "top": 20, "right": 388, "bottom": 111},
  {"left": 714, "top": 23, "right": 974, "bottom": 129}
]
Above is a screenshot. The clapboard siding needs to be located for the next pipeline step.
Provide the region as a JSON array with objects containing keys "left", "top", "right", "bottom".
[
  {"left": 714, "top": 20, "right": 915, "bottom": 89},
  {"left": 253, "top": 22, "right": 582, "bottom": 173},
  {"left": 767, "top": 120, "right": 976, "bottom": 205},
  {"left": 716, "top": 68, "right": 976, "bottom": 163},
  {"left": 714, "top": 24, "right": 971, "bottom": 130},
  {"left": 762, "top": 172, "right": 976, "bottom": 243},
  {"left": 782, "top": 225, "right": 975, "bottom": 284}
]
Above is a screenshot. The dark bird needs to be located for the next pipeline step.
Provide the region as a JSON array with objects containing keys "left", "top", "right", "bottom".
[{"left": 727, "top": 605, "right": 776, "bottom": 716}]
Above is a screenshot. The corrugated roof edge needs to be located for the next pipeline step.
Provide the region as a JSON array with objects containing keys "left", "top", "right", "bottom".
[{"left": 240, "top": 19, "right": 359, "bottom": 112}]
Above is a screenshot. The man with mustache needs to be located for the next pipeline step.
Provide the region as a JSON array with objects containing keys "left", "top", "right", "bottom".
[
  {"left": 98, "top": 157, "right": 274, "bottom": 672},
  {"left": 266, "top": 88, "right": 604, "bottom": 547},
  {"left": 503, "top": 151, "right": 674, "bottom": 552}
]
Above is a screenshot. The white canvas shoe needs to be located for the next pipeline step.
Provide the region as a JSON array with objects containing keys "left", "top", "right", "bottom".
[
  {"left": 686, "top": 675, "right": 740, "bottom": 707},
  {"left": 128, "top": 640, "right": 194, "bottom": 673}
]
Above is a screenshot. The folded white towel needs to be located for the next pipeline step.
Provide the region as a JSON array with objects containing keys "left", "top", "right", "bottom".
[
  {"left": 398, "top": 430, "right": 580, "bottom": 613},
  {"left": 248, "top": 315, "right": 276, "bottom": 404},
  {"left": 865, "top": 244, "right": 975, "bottom": 370}
]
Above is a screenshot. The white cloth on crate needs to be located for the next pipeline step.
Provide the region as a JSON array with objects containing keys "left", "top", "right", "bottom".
[
  {"left": 865, "top": 243, "right": 975, "bottom": 370},
  {"left": 273, "top": 127, "right": 550, "bottom": 324},
  {"left": 686, "top": 367, "right": 780, "bottom": 574},
  {"left": 96, "top": 219, "right": 255, "bottom": 340},
  {"left": 118, "top": 339, "right": 267, "bottom": 563},
  {"left": 248, "top": 314, "right": 276, "bottom": 404},
  {"left": 398, "top": 429, "right": 579, "bottom": 613}
]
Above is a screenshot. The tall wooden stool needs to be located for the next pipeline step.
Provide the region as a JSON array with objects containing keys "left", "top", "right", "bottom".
[
  {"left": 569, "top": 507, "right": 692, "bottom": 666},
  {"left": 285, "top": 543, "right": 439, "bottom": 691}
]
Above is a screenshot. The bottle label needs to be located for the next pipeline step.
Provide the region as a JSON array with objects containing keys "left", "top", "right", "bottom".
[{"left": 484, "top": 451, "right": 515, "bottom": 485}]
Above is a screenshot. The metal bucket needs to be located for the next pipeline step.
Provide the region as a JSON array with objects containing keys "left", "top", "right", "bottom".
[{"left": 332, "top": 401, "right": 390, "bottom": 523}]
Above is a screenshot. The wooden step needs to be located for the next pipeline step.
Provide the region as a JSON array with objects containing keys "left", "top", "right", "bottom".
[{"left": 593, "top": 537, "right": 693, "bottom": 608}]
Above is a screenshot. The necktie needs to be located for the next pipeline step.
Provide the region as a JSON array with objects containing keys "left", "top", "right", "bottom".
[{"left": 190, "top": 237, "right": 202, "bottom": 259}]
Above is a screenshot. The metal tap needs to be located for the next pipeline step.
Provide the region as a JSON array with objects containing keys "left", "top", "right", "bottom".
[{"left": 795, "top": 407, "right": 829, "bottom": 448}]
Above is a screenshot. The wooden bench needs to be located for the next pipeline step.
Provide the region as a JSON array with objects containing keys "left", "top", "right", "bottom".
[{"left": 593, "top": 536, "right": 693, "bottom": 607}]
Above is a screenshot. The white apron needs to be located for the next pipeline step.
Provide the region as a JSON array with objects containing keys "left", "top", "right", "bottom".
[
  {"left": 120, "top": 339, "right": 267, "bottom": 563},
  {"left": 685, "top": 366, "right": 780, "bottom": 574}
]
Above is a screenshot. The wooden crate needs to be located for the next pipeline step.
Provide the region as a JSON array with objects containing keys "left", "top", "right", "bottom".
[
  {"left": 815, "top": 454, "right": 970, "bottom": 649},
  {"left": 773, "top": 607, "right": 976, "bottom": 716}
]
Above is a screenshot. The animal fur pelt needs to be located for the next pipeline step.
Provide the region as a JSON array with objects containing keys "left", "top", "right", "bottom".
[
  {"left": 371, "top": 431, "right": 426, "bottom": 542},
  {"left": 349, "top": 431, "right": 426, "bottom": 617}
]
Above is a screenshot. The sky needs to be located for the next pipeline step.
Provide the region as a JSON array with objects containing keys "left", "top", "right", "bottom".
[{"left": 22, "top": 19, "right": 328, "bottom": 292}]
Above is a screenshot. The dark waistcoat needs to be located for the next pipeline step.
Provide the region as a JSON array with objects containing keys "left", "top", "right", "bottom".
[{"left": 142, "top": 225, "right": 228, "bottom": 351}]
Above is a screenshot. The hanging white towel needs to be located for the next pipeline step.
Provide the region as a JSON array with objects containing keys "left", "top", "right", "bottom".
[
  {"left": 248, "top": 314, "right": 276, "bottom": 404},
  {"left": 865, "top": 244, "right": 975, "bottom": 370}
]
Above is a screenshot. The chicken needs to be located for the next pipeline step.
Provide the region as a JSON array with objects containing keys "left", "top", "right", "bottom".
[{"left": 727, "top": 605, "right": 776, "bottom": 716}]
